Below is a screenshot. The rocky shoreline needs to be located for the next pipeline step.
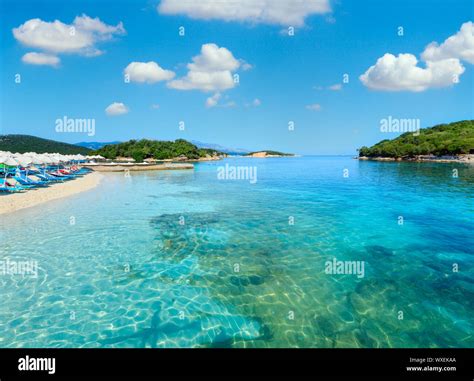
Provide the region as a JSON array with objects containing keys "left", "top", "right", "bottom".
[{"left": 358, "top": 154, "right": 474, "bottom": 164}]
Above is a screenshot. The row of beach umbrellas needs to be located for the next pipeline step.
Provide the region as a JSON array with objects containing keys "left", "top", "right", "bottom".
[{"left": 0, "top": 151, "right": 104, "bottom": 167}]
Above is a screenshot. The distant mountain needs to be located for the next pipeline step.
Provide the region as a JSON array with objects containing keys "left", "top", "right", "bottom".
[
  {"left": 0, "top": 135, "right": 91, "bottom": 155},
  {"left": 75, "top": 141, "right": 122, "bottom": 150},
  {"left": 191, "top": 140, "right": 249, "bottom": 155}
]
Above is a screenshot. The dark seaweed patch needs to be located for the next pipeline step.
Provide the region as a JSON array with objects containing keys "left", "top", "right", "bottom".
[{"left": 365, "top": 245, "right": 394, "bottom": 257}]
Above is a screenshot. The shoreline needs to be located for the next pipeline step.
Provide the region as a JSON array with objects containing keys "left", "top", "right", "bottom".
[
  {"left": 357, "top": 154, "right": 474, "bottom": 164},
  {"left": 84, "top": 163, "right": 194, "bottom": 172},
  {"left": 0, "top": 171, "right": 103, "bottom": 215}
]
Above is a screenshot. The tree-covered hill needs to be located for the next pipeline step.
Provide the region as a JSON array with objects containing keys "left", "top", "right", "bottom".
[
  {"left": 0, "top": 134, "right": 91, "bottom": 155},
  {"left": 94, "top": 139, "right": 224, "bottom": 162},
  {"left": 358, "top": 120, "right": 474, "bottom": 158}
]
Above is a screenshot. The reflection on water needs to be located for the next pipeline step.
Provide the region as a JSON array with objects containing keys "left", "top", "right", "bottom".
[{"left": 0, "top": 157, "right": 473, "bottom": 347}]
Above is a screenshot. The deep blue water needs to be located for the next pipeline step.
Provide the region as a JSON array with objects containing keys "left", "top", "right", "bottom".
[{"left": 0, "top": 156, "right": 473, "bottom": 347}]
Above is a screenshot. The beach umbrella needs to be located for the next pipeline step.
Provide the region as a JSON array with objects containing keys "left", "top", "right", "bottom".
[
  {"left": 1, "top": 157, "right": 19, "bottom": 166},
  {"left": 14, "top": 155, "right": 35, "bottom": 177},
  {"left": 29, "top": 155, "right": 45, "bottom": 165},
  {"left": 0, "top": 155, "right": 10, "bottom": 173},
  {"left": 33, "top": 154, "right": 52, "bottom": 174},
  {"left": 25, "top": 155, "right": 45, "bottom": 174},
  {"left": 15, "top": 155, "right": 33, "bottom": 167},
  {"left": 0, "top": 157, "right": 18, "bottom": 181},
  {"left": 43, "top": 155, "right": 54, "bottom": 164}
]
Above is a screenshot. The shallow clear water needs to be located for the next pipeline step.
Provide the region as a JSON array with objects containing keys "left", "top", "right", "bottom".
[{"left": 0, "top": 157, "right": 473, "bottom": 348}]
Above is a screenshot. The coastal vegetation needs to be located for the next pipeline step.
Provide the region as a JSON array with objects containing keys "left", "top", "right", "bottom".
[
  {"left": 358, "top": 120, "right": 474, "bottom": 158},
  {"left": 94, "top": 139, "right": 224, "bottom": 161},
  {"left": 0, "top": 135, "right": 91, "bottom": 155}
]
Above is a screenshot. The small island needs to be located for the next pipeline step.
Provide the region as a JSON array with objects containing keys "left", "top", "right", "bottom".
[
  {"left": 358, "top": 120, "right": 474, "bottom": 163},
  {"left": 245, "top": 150, "right": 295, "bottom": 158}
]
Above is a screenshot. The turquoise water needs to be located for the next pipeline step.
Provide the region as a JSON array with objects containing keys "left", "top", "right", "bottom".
[{"left": 0, "top": 156, "right": 473, "bottom": 348}]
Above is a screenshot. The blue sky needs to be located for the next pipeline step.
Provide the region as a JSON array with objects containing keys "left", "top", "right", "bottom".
[{"left": 1, "top": 0, "right": 473, "bottom": 154}]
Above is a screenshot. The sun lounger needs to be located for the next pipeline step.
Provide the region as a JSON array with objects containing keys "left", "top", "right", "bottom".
[
  {"left": 14, "top": 174, "right": 49, "bottom": 187},
  {"left": 0, "top": 179, "right": 25, "bottom": 192}
]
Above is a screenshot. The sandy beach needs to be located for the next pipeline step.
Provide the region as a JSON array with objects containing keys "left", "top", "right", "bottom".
[{"left": 0, "top": 171, "right": 103, "bottom": 215}]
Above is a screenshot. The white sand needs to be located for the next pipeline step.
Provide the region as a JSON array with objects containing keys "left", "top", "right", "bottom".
[{"left": 0, "top": 172, "right": 103, "bottom": 215}]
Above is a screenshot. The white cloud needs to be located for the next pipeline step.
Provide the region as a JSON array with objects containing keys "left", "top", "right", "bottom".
[
  {"left": 188, "top": 43, "right": 240, "bottom": 72},
  {"left": 72, "top": 15, "right": 124, "bottom": 37},
  {"left": 360, "top": 22, "right": 473, "bottom": 92},
  {"left": 206, "top": 92, "right": 222, "bottom": 107},
  {"left": 359, "top": 53, "right": 464, "bottom": 92},
  {"left": 158, "top": 0, "right": 331, "bottom": 26},
  {"left": 168, "top": 70, "right": 235, "bottom": 91},
  {"left": 421, "top": 21, "right": 474, "bottom": 64},
  {"left": 13, "top": 14, "right": 125, "bottom": 60},
  {"left": 224, "top": 101, "right": 237, "bottom": 108},
  {"left": 313, "top": 84, "right": 342, "bottom": 91},
  {"left": 241, "top": 61, "right": 253, "bottom": 71},
  {"left": 168, "top": 43, "right": 243, "bottom": 92},
  {"left": 244, "top": 98, "right": 261, "bottom": 107},
  {"left": 105, "top": 102, "right": 129, "bottom": 116},
  {"left": 124, "top": 61, "right": 175, "bottom": 83},
  {"left": 306, "top": 103, "right": 322, "bottom": 111},
  {"left": 22, "top": 52, "right": 60, "bottom": 67},
  {"left": 205, "top": 93, "right": 237, "bottom": 108},
  {"left": 151, "top": 104, "right": 160, "bottom": 109}
]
